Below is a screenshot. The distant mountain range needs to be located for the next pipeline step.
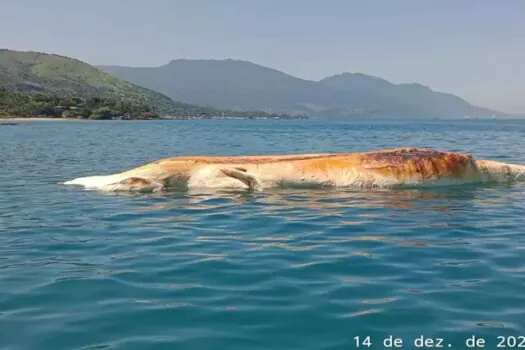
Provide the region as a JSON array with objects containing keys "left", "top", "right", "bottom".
[
  {"left": 1, "top": 48, "right": 517, "bottom": 119},
  {"left": 99, "top": 59, "right": 516, "bottom": 118}
]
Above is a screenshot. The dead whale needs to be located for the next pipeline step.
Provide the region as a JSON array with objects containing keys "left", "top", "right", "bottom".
[{"left": 64, "top": 148, "right": 525, "bottom": 192}]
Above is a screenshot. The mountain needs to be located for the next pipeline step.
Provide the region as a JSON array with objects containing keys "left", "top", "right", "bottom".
[
  {"left": 99, "top": 59, "right": 326, "bottom": 115},
  {"left": 318, "top": 73, "right": 500, "bottom": 118},
  {"left": 0, "top": 49, "right": 199, "bottom": 115},
  {"left": 0, "top": 50, "right": 302, "bottom": 120},
  {"left": 99, "top": 59, "right": 511, "bottom": 118}
]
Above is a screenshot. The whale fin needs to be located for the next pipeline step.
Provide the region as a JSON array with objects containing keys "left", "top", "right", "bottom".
[{"left": 220, "top": 168, "right": 262, "bottom": 191}]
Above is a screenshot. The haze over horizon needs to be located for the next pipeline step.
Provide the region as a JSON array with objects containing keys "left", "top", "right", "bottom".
[{"left": 1, "top": 0, "right": 524, "bottom": 113}]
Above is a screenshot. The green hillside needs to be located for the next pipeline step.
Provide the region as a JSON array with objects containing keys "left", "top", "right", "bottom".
[{"left": 0, "top": 49, "right": 195, "bottom": 116}]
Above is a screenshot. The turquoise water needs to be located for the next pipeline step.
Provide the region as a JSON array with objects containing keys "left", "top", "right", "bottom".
[{"left": 2, "top": 119, "right": 525, "bottom": 350}]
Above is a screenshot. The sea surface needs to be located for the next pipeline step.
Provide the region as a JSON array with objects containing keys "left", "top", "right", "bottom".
[{"left": 2, "top": 118, "right": 525, "bottom": 350}]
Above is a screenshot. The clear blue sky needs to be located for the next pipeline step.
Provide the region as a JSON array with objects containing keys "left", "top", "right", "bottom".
[{"left": 1, "top": 0, "right": 524, "bottom": 113}]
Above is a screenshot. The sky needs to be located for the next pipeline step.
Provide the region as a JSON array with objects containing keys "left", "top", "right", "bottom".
[{"left": 0, "top": 0, "right": 524, "bottom": 113}]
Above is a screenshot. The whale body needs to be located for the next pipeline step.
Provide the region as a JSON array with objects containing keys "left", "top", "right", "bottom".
[{"left": 64, "top": 148, "right": 525, "bottom": 192}]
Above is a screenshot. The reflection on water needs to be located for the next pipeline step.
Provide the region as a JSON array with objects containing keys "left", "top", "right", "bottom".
[
  {"left": 132, "top": 184, "right": 493, "bottom": 216},
  {"left": 117, "top": 183, "right": 524, "bottom": 256}
]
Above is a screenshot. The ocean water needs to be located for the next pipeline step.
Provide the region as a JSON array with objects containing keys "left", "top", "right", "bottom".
[{"left": 2, "top": 118, "right": 525, "bottom": 350}]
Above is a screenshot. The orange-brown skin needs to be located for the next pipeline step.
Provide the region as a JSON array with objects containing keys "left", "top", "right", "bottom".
[
  {"left": 64, "top": 148, "right": 525, "bottom": 192},
  {"left": 356, "top": 148, "right": 481, "bottom": 183}
]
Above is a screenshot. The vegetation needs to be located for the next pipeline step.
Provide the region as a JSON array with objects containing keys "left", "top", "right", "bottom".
[
  {"left": 0, "top": 89, "right": 159, "bottom": 119},
  {"left": 0, "top": 88, "right": 305, "bottom": 120},
  {"left": 0, "top": 49, "right": 185, "bottom": 115},
  {"left": 0, "top": 49, "right": 305, "bottom": 120}
]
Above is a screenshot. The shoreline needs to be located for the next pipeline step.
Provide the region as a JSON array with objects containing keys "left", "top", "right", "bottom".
[
  {"left": 1, "top": 117, "right": 87, "bottom": 122},
  {"left": 1, "top": 116, "right": 307, "bottom": 122}
]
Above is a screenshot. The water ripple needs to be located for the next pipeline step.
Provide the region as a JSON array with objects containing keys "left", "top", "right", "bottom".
[{"left": 2, "top": 119, "right": 525, "bottom": 349}]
